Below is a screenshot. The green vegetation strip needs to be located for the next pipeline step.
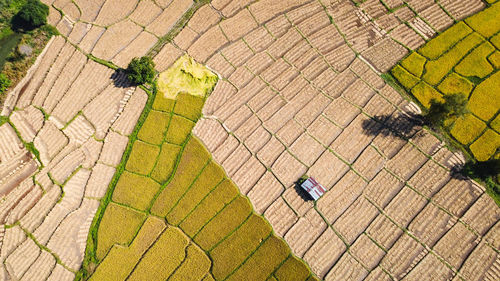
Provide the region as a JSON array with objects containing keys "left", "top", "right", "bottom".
[
  {"left": 390, "top": 3, "right": 500, "bottom": 203},
  {"left": 79, "top": 55, "right": 318, "bottom": 281}
]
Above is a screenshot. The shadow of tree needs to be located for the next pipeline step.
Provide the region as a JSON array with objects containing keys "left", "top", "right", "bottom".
[
  {"left": 361, "top": 112, "right": 426, "bottom": 140},
  {"left": 110, "top": 69, "right": 132, "bottom": 88}
]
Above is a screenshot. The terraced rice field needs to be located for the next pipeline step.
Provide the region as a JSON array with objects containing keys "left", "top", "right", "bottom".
[
  {"left": 392, "top": 2, "right": 500, "bottom": 161},
  {"left": 83, "top": 56, "right": 318, "bottom": 281},
  {"left": 0, "top": 0, "right": 499, "bottom": 281}
]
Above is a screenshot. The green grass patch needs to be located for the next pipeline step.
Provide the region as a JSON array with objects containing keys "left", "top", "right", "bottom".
[
  {"left": 167, "top": 160, "right": 226, "bottom": 225},
  {"left": 137, "top": 110, "right": 171, "bottom": 145},
  {"left": 226, "top": 236, "right": 290, "bottom": 281},
  {"left": 469, "top": 71, "right": 500, "bottom": 121},
  {"left": 437, "top": 73, "right": 474, "bottom": 97},
  {"left": 450, "top": 114, "right": 487, "bottom": 145},
  {"left": 125, "top": 141, "right": 160, "bottom": 175},
  {"left": 150, "top": 137, "right": 210, "bottom": 216},
  {"left": 168, "top": 244, "right": 212, "bottom": 281},
  {"left": 391, "top": 65, "right": 420, "bottom": 89},
  {"left": 455, "top": 41, "right": 496, "bottom": 79},
  {"left": 158, "top": 55, "right": 218, "bottom": 99},
  {"left": 165, "top": 114, "right": 196, "bottom": 145},
  {"left": 128, "top": 227, "right": 189, "bottom": 281},
  {"left": 210, "top": 215, "right": 272, "bottom": 280},
  {"left": 401, "top": 52, "right": 427, "bottom": 77},
  {"left": 411, "top": 81, "right": 443, "bottom": 108},
  {"left": 193, "top": 195, "right": 253, "bottom": 251},
  {"left": 465, "top": 2, "right": 500, "bottom": 38},
  {"left": 96, "top": 203, "right": 146, "bottom": 260},
  {"left": 470, "top": 129, "right": 500, "bottom": 161},
  {"left": 112, "top": 171, "right": 162, "bottom": 211},
  {"left": 422, "top": 33, "right": 484, "bottom": 85},
  {"left": 418, "top": 22, "right": 472, "bottom": 60},
  {"left": 89, "top": 217, "right": 165, "bottom": 281},
  {"left": 179, "top": 179, "right": 239, "bottom": 237},
  {"left": 274, "top": 256, "right": 311, "bottom": 281},
  {"left": 174, "top": 92, "right": 205, "bottom": 121},
  {"left": 151, "top": 142, "right": 181, "bottom": 184}
]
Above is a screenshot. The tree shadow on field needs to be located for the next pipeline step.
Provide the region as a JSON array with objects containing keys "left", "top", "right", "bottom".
[
  {"left": 110, "top": 69, "right": 132, "bottom": 88},
  {"left": 361, "top": 112, "right": 426, "bottom": 140}
]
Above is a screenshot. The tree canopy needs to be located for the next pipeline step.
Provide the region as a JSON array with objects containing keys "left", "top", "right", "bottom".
[
  {"left": 126, "top": 56, "right": 156, "bottom": 85},
  {"left": 12, "top": 0, "right": 49, "bottom": 30},
  {"left": 426, "top": 93, "right": 468, "bottom": 127}
]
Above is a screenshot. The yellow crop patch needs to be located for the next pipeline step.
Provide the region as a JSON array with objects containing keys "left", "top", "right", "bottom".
[
  {"left": 90, "top": 217, "right": 166, "bottom": 281},
  {"left": 422, "top": 33, "right": 483, "bottom": 85},
  {"left": 179, "top": 179, "right": 239, "bottom": 237},
  {"left": 165, "top": 114, "right": 195, "bottom": 145},
  {"left": 167, "top": 161, "right": 225, "bottom": 225},
  {"left": 96, "top": 203, "right": 146, "bottom": 260},
  {"left": 194, "top": 195, "right": 253, "bottom": 250},
  {"left": 469, "top": 72, "right": 500, "bottom": 121},
  {"left": 226, "top": 236, "right": 290, "bottom": 281},
  {"left": 418, "top": 22, "right": 472, "bottom": 60},
  {"left": 455, "top": 42, "right": 495, "bottom": 79},
  {"left": 128, "top": 227, "right": 189, "bottom": 281},
  {"left": 491, "top": 33, "right": 500, "bottom": 49},
  {"left": 470, "top": 129, "right": 500, "bottom": 161},
  {"left": 411, "top": 82, "right": 443, "bottom": 108},
  {"left": 450, "top": 114, "right": 486, "bottom": 145},
  {"left": 392, "top": 65, "right": 420, "bottom": 89},
  {"left": 158, "top": 55, "right": 218, "bottom": 99},
  {"left": 488, "top": 51, "right": 500, "bottom": 69},
  {"left": 437, "top": 73, "right": 473, "bottom": 97},
  {"left": 174, "top": 92, "right": 205, "bottom": 121},
  {"left": 152, "top": 93, "right": 176, "bottom": 112},
  {"left": 401, "top": 52, "right": 427, "bottom": 77},
  {"left": 126, "top": 141, "right": 160, "bottom": 175},
  {"left": 151, "top": 142, "right": 181, "bottom": 184},
  {"left": 210, "top": 215, "right": 272, "bottom": 280},
  {"left": 112, "top": 171, "right": 162, "bottom": 211},
  {"left": 137, "top": 110, "right": 171, "bottom": 145},
  {"left": 168, "top": 244, "right": 211, "bottom": 281},
  {"left": 491, "top": 114, "right": 500, "bottom": 133},
  {"left": 274, "top": 256, "right": 311, "bottom": 281},
  {"left": 150, "top": 138, "right": 210, "bottom": 217}
]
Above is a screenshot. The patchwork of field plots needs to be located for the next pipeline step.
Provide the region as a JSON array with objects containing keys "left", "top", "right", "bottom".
[
  {"left": 392, "top": 2, "right": 500, "bottom": 161},
  {"left": 0, "top": 35, "right": 149, "bottom": 280},
  {"left": 156, "top": 0, "right": 500, "bottom": 280},
  {"left": 0, "top": 0, "right": 499, "bottom": 280},
  {"left": 40, "top": 0, "right": 195, "bottom": 67},
  {"left": 85, "top": 58, "right": 317, "bottom": 280}
]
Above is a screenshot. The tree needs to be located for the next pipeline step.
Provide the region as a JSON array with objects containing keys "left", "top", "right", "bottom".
[
  {"left": 126, "top": 56, "right": 156, "bottom": 85},
  {"left": 13, "top": 0, "right": 49, "bottom": 30},
  {"left": 426, "top": 93, "right": 468, "bottom": 127},
  {"left": 0, "top": 73, "right": 11, "bottom": 95}
]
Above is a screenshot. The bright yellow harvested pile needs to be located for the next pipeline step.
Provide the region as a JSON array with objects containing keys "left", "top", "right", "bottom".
[{"left": 157, "top": 55, "right": 218, "bottom": 99}]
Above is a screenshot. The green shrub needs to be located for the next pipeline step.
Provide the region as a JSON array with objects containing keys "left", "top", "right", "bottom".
[
  {"left": 126, "top": 56, "right": 156, "bottom": 85},
  {"left": 13, "top": 0, "right": 49, "bottom": 30},
  {"left": 462, "top": 159, "right": 500, "bottom": 180},
  {"left": 0, "top": 73, "right": 11, "bottom": 94}
]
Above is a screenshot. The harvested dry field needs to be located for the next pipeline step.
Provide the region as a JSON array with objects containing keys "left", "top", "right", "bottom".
[{"left": 0, "top": 0, "right": 499, "bottom": 281}]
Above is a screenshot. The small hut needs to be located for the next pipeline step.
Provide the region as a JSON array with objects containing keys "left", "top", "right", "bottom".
[{"left": 300, "top": 177, "right": 326, "bottom": 200}]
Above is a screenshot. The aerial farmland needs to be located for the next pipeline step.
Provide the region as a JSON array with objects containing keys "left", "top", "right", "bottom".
[{"left": 0, "top": 0, "right": 499, "bottom": 281}]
